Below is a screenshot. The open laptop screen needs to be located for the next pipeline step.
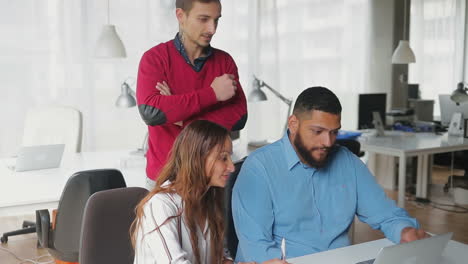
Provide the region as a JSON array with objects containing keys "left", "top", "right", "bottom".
[{"left": 15, "top": 144, "right": 65, "bottom": 172}]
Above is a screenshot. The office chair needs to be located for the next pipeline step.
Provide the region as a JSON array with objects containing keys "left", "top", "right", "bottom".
[
  {"left": 434, "top": 151, "right": 468, "bottom": 193},
  {"left": 22, "top": 105, "right": 83, "bottom": 154},
  {"left": 1, "top": 106, "right": 83, "bottom": 244},
  {"left": 224, "top": 157, "right": 246, "bottom": 258},
  {"left": 79, "top": 187, "right": 148, "bottom": 264},
  {"left": 336, "top": 139, "right": 364, "bottom": 157},
  {"left": 35, "top": 169, "right": 126, "bottom": 263}
]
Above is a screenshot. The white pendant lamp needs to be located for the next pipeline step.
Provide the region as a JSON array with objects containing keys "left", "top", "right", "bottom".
[
  {"left": 392, "top": 0, "right": 415, "bottom": 64},
  {"left": 392, "top": 40, "right": 415, "bottom": 64},
  {"left": 95, "top": 0, "right": 126, "bottom": 58}
]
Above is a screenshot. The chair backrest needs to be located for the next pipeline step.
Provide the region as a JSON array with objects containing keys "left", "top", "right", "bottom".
[
  {"left": 50, "top": 169, "right": 127, "bottom": 261},
  {"left": 224, "top": 157, "right": 246, "bottom": 258},
  {"left": 79, "top": 187, "right": 148, "bottom": 264},
  {"left": 336, "top": 139, "right": 362, "bottom": 157},
  {"left": 22, "top": 105, "right": 83, "bottom": 154}
]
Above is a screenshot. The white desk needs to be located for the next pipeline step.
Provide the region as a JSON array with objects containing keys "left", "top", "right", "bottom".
[
  {"left": 0, "top": 151, "right": 146, "bottom": 217},
  {"left": 289, "top": 238, "right": 468, "bottom": 264},
  {"left": 359, "top": 131, "right": 468, "bottom": 207}
]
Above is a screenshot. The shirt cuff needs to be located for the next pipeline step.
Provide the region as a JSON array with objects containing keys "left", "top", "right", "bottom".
[{"left": 391, "top": 220, "right": 420, "bottom": 244}]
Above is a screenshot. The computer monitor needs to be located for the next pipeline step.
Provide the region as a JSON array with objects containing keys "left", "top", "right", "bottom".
[
  {"left": 408, "top": 84, "right": 420, "bottom": 99},
  {"left": 439, "top": 94, "right": 468, "bottom": 127},
  {"left": 358, "top": 93, "right": 387, "bottom": 129}
]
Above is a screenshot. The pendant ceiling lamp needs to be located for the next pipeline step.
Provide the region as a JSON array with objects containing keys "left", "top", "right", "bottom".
[
  {"left": 95, "top": 0, "right": 126, "bottom": 58},
  {"left": 392, "top": 0, "right": 415, "bottom": 64}
]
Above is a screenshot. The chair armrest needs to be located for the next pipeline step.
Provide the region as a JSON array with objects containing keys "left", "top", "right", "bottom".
[{"left": 36, "top": 209, "right": 50, "bottom": 248}]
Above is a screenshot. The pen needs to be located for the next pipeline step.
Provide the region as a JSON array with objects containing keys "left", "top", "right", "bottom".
[{"left": 281, "top": 237, "right": 286, "bottom": 261}]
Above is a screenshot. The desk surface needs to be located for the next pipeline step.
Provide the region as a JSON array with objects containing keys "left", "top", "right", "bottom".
[
  {"left": 359, "top": 131, "right": 468, "bottom": 157},
  {"left": 0, "top": 151, "right": 147, "bottom": 216},
  {"left": 289, "top": 238, "right": 468, "bottom": 264},
  {"left": 0, "top": 143, "right": 251, "bottom": 217}
]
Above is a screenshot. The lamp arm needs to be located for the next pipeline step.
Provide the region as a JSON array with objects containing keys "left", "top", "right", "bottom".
[{"left": 259, "top": 81, "right": 293, "bottom": 106}]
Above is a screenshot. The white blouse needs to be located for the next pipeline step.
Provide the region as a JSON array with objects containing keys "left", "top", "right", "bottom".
[{"left": 133, "top": 192, "right": 228, "bottom": 264}]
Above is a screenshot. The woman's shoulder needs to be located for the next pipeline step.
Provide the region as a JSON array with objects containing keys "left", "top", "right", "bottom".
[{"left": 144, "top": 191, "right": 182, "bottom": 216}]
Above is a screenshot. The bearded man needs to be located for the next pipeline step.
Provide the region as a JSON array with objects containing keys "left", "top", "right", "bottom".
[{"left": 232, "top": 87, "right": 428, "bottom": 263}]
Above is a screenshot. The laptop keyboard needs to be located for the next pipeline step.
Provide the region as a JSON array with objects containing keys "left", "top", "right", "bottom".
[{"left": 356, "top": 259, "right": 375, "bottom": 264}]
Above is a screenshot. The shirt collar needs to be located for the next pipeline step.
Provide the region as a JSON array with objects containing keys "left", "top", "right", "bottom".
[
  {"left": 281, "top": 130, "right": 302, "bottom": 171},
  {"left": 173, "top": 33, "right": 213, "bottom": 63}
]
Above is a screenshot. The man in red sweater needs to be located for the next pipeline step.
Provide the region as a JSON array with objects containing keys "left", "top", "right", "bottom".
[{"left": 137, "top": 0, "right": 247, "bottom": 189}]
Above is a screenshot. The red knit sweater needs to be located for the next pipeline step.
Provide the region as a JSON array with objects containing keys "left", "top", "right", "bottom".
[{"left": 136, "top": 40, "right": 247, "bottom": 180}]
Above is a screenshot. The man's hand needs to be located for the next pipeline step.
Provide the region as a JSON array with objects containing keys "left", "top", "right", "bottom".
[
  {"left": 156, "top": 81, "right": 182, "bottom": 126},
  {"left": 400, "top": 227, "right": 430, "bottom": 243},
  {"left": 156, "top": 81, "right": 171, "bottom": 95},
  {"left": 211, "top": 73, "right": 237, "bottom": 101}
]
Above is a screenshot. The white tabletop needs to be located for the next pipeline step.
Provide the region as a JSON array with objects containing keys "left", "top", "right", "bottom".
[
  {"left": 359, "top": 131, "right": 468, "bottom": 157},
  {"left": 0, "top": 151, "right": 146, "bottom": 216},
  {"left": 288, "top": 238, "right": 468, "bottom": 264},
  {"left": 358, "top": 131, "right": 468, "bottom": 206},
  {"left": 0, "top": 143, "right": 252, "bottom": 217}
]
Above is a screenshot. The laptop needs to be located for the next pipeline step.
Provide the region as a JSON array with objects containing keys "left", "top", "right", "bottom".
[
  {"left": 356, "top": 232, "right": 453, "bottom": 264},
  {"left": 13, "top": 144, "right": 65, "bottom": 172}
]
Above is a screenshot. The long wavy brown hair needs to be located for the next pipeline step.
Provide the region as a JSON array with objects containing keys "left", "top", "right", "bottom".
[{"left": 131, "top": 120, "right": 230, "bottom": 264}]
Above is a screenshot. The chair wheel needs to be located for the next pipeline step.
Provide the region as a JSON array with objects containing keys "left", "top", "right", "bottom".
[{"left": 1, "top": 235, "right": 7, "bottom": 243}]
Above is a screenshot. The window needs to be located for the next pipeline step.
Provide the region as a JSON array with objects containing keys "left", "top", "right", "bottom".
[{"left": 409, "top": 0, "right": 466, "bottom": 116}]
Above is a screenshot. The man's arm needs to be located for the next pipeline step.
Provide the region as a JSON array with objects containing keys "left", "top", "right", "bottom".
[
  {"left": 232, "top": 156, "right": 282, "bottom": 262},
  {"left": 136, "top": 50, "right": 236, "bottom": 126},
  {"left": 185, "top": 55, "right": 247, "bottom": 131},
  {"left": 353, "top": 155, "right": 421, "bottom": 243}
]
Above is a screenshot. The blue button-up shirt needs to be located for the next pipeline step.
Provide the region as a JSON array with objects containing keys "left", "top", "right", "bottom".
[
  {"left": 232, "top": 132, "right": 419, "bottom": 262},
  {"left": 173, "top": 33, "right": 212, "bottom": 72}
]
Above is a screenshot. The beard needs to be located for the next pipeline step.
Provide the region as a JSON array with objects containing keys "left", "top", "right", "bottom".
[{"left": 293, "top": 133, "right": 336, "bottom": 169}]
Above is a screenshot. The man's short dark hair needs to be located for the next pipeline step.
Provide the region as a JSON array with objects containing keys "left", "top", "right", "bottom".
[
  {"left": 176, "top": 0, "right": 221, "bottom": 12},
  {"left": 293, "top": 87, "right": 342, "bottom": 117}
]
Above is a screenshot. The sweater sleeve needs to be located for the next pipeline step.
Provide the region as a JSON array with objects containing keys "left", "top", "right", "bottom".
[
  {"left": 134, "top": 195, "right": 191, "bottom": 264},
  {"left": 185, "top": 54, "right": 247, "bottom": 131},
  {"left": 136, "top": 48, "right": 218, "bottom": 126}
]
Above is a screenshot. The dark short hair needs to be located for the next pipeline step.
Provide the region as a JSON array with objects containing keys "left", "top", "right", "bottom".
[
  {"left": 293, "top": 87, "right": 342, "bottom": 117},
  {"left": 176, "top": 0, "right": 221, "bottom": 12}
]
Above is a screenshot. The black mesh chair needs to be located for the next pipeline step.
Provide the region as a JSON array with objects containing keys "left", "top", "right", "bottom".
[
  {"left": 35, "top": 169, "right": 126, "bottom": 262},
  {"left": 434, "top": 151, "right": 468, "bottom": 192},
  {"left": 224, "top": 157, "right": 246, "bottom": 258},
  {"left": 79, "top": 187, "right": 148, "bottom": 264},
  {"left": 336, "top": 139, "right": 364, "bottom": 157}
]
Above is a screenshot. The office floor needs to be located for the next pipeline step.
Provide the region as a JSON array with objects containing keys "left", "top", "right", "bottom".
[
  {"left": 1, "top": 167, "right": 467, "bottom": 263},
  {"left": 354, "top": 166, "right": 468, "bottom": 244}
]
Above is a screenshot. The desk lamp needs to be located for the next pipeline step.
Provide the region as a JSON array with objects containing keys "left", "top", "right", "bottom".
[
  {"left": 450, "top": 82, "right": 468, "bottom": 106},
  {"left": 248, "top": 76, "right": 292, "bottom": 146},
  {"left": 115, "top": 78, "right": 148, "bottom": 156}
]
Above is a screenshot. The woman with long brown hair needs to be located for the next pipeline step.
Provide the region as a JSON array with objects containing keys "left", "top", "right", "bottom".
[{"left": 131, "top": 120, "right": 287, "bottom": 264}]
